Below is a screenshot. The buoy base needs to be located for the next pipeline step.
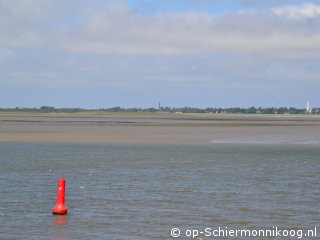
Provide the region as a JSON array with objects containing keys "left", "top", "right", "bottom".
[
  {"left": 52, "top": 211, "right": 68, "bottom": 215},
  {"left": 52, "top": 205, "right": 68, "bottom": 215}
]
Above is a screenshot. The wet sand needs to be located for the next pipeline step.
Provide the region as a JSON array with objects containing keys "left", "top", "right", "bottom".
[{"left": 1, "top": 112, "right": 320, "bottom": 144}]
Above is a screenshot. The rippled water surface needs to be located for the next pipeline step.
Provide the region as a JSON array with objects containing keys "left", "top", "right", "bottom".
[{"left": 0, "top": 142, "right": 319, "bottom": 239}]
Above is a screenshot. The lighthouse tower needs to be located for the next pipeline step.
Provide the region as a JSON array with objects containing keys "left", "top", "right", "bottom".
[{"left": 306, "top": 100, "right": 312, "bottom": 113}]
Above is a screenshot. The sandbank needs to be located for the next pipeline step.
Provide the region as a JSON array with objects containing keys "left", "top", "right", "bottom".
[{"left": 0, "top": 112, "right": 320, "bottom": 144}]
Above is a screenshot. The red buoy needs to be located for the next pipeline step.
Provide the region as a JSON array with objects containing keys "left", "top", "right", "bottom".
[{"left": 52, "top": 178, "right": 68, "bottom": 215}]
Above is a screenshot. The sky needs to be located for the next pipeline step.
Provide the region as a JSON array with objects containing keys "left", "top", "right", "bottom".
[{"left": 1, "top": 0, "right": 320, "bottom": 108}]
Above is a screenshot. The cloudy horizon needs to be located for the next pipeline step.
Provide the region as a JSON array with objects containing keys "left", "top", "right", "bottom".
[{"left": 1, "top": 0, "right": 319, "bottom": 109}]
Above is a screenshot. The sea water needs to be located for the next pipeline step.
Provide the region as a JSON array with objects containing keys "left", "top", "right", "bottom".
[{"left": 0, "top": 142, "right": 319, "bottom": 239}]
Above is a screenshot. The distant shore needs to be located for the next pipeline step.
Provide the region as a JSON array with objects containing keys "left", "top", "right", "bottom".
[{"left": 1, "top": 112, "right": 320, "bottom": 144}]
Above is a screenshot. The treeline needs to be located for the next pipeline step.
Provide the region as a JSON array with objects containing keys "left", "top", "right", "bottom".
[
  {"left": 162, "top": 106, "right": 318, "bottom": 114},
  {"left": 0, "top": 106, "right": 319, "bottom": 114},
  {"left": 0, "top": 106, "right": 86, "bottom": 113}
]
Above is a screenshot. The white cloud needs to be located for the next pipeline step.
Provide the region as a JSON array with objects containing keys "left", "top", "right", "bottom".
[
  {"left": 56, "top": 4, "right": 320, "bottom": 56},
  {"left": 273, "top": 3, "right": 320, "bottom": 20},
  {"left": 0, "top": 0, "right": 79, "bottom": 48},
  {"left": 0, "top": 1, "right": 320, "bottom": 56}
]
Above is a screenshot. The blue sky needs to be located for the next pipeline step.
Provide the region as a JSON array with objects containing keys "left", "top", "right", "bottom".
[
  {"left": 126, "top": 0, "right": 320, "bottom": 14},
  {"left": 1, "top": 0, "right": 320, "bottom": 108}
]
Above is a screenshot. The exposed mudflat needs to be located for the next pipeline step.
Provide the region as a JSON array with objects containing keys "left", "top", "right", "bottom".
[{"left": 1, "top": 112, "right": 320, "bottom": 144}]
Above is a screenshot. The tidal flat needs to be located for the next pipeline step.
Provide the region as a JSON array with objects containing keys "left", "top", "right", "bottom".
[{"left": 0, "top": 112, "right": 320, "bottom": 145}]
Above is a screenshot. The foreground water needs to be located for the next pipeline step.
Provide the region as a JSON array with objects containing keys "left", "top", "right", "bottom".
[{"left": 0, "top": 142, "right": 319, "bottom": 239}]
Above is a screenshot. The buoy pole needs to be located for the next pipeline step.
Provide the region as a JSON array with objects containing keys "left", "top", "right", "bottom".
[{"left": 52, "top": 178, "right": 68, "bottom": 215}]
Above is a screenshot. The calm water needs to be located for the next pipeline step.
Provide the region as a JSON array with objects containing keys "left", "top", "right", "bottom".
[{"left": 0, "top": 142, "right": 319, "bottom": 239}]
